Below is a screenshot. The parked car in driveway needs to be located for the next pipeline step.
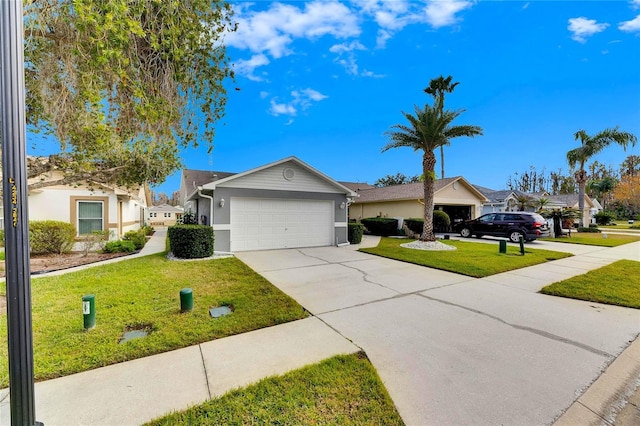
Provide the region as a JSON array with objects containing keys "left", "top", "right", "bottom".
[{"left": 454, "top": 212, "right": 550, "bottom": 242}]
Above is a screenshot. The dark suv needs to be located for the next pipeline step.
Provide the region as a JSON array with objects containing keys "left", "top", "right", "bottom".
[{"left": 454, "top": 212, "right": 550, "bottom": 242}]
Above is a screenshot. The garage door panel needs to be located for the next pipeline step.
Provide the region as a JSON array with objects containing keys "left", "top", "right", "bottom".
[{"left": 230, "top": 198, "right": 333, "bottom": 251}]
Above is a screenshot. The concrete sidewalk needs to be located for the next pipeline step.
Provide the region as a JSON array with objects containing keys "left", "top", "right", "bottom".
[{"left": 1, "top": 317, "right": 359, "bottom": 425}]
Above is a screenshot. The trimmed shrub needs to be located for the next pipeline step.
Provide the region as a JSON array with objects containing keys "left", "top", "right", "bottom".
[
  {"left": 104, "top": 240, "right": 136, "bottom": 253},
  {"left": 594, "top": 211, "right": 615, "bottom": 225},
  {"left": 433, "top": 210, "right": 451, "bottom": 232},
  {"left": 360, "top": 217, "right": 398, "bottom": 237},
  {"left": 348, "top": 223, "right": 364, "bottom": 244},
  {"left": 29, "top": 220, "right": 76, "bottom": 255},
  {"left": 577, "top": 227, "right": 601, "bottom": 233},
  {"left": 140, "top": 225, "right": 154, "bottom": 236},
  {"left": 404, "top": 211, "right": 452, "bottom": 235},
  {"left": 123, "top": 229, "right": 146, "bottom": 250},
  {"left": 404, "top": 218, "right": 424, "bottom": 235},
  {"left": 168, "top": 225, "right": 214, "bottom": 259}
]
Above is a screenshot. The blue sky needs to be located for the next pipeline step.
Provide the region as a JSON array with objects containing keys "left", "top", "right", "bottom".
[{"left": 46, "top": 1, "right": 640, "bottom": 195}]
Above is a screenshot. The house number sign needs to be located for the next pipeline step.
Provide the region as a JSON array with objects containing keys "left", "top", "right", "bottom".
[{"left": 8, "top": 177, "right": 18, "bottom": 227}]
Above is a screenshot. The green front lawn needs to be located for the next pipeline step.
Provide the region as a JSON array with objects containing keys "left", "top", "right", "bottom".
[
  {"left": 541, "top": 260, "right": 640, "bottom": 309},
  {"left": 540, "top": 233, "right": 640, "bottom": 247},
  {"left": 147, "top": 352, "right": 404, "bottom": 426},
  {"left": 0, "top": 253, "right": 308, "bottom": 387},
  {"left": 360, "top": 238, "right": 572, "bottom": 278}
]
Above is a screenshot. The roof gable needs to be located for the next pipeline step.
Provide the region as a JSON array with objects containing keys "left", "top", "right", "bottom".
[{"left": 203, "top": 157, "right": 357, "bottom": 196}]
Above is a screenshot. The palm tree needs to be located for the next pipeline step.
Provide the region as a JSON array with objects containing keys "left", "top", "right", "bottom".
[
  {"left": 536, "top": 197, "right": 550, "bottom": 212},
  {"left": 424, "top": 75, "right": 459, "bottom": 179},
  {"left": 514, "top": 194, "right": 535, "bottom": 211},
  {"left": 384, "top": 104, "right": 483, "bottom": 241},
  {"left": 567, "top": 127, "right": 637, "bottom": 226}
]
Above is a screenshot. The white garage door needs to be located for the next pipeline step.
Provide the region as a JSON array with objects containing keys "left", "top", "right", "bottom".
[{"left": 230, "top": 198, "right": 334, "bottom": 251}]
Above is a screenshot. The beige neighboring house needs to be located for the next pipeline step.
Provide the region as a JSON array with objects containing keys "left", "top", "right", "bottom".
[
  {"left": 343, "top": 177, "right": 489, "bottom": 226},
  {"left": 146, "top": 204, "right": 184, "bottom": 227},
  {"left": 27, "top": 169, "right": 150, "bottom": 239},
  {"left": 546, "top": 193, "right": 596, "bottom": 226}
]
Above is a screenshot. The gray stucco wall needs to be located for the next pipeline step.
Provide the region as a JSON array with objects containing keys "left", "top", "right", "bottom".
[{"left": 207, "top": 187, "right": 348, "bottom": 252}]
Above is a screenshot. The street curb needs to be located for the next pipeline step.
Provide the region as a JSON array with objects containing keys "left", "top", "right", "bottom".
[{"left": 554, "top": 335, "right": 640, "bottom": 425}]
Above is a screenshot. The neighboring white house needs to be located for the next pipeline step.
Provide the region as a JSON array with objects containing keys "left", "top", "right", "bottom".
[
  {"left": 180, "top": 156, "right": 357, "bottom": 253},
  {"left": 146, "top": 204, "right": 184, "bottom": 227},
  {"left": 27, "top": 170, "right": 150, "bottom": 239}
]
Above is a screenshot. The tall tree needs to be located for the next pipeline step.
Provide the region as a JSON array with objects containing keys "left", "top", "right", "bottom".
[
  {"left": 588, "top": 176, "right": 617, "bottom": 210},
  {"left": 21, "top": 0, "right": 235, "bottom": 190},
  {"left": 424, "top": 75, "right": 459, "bottom": 179},
  {"left": 384, "top": 104, "right": 482, "bottom": 241},
  {"left": 567, "top": 127, "right": 637, "bottom": 226},
  {"left": 611, "top": 175, "right": 640, "bottom": 217},
  {"left": 620, "top": 155, "right": 640, "bottom": 177},
  {"left": 374, "top": 172, "right": 421, "bottom": 187}
]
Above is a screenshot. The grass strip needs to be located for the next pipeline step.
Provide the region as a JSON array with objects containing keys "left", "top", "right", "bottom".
[
  {"left": 540, "top": 260, "right": 640, "bottom": 309},
  {"left": 146, "top": 352, "right": 404, "bottom": 426},
  {"left": 540, "top": 233, "right": 640, "bottom": 247},
  {"left": 360, "top": 237, "right": 572, "bottom": 278},
  {"left": 0, "top": 253, "right": 308, "bottom": 387}
]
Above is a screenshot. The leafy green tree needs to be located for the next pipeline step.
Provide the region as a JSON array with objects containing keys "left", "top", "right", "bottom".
[
  {"left": 424, "top": 75, "right": 459, "bottom": 179},
  {"left": 587, "top": 176, "right": 617, "bottom": 210},
  {"left": 21, "top": 0, "right": 235, "bottom": 190},
  {"left": 567, "top": 127, "right": 637, "bottom": 226},
  {"left": 384, "top": 104, "right": 482, "bottom": 241},
  {"left": 374, "top": 173, "right": 421, "bottom": 187}
]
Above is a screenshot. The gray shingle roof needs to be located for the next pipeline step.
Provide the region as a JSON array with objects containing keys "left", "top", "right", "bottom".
[
  {"left": 354, "top": 177, "right": 460, "bottom": 203},
  {"left": 339, "top": 181, "right": 376, "bottom": 192},
  {"left": 182, "top": 169, "right": 236, "bottom": 189}
]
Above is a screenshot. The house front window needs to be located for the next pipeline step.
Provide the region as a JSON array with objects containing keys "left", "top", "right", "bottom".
[{"left": 78, "top": 201, "right": 103, "bottom": 234}]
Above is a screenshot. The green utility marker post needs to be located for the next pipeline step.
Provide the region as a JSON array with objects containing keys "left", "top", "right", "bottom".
[
  {"left": 499, "top": 240, "right": 507, "bottom": 254},
  {"left": 83, "top": 294, "right": 96, "bottom": 330},
  {"left": 519, "top": 236, "right": 525, "bottom": 255},
  {"left": 180, "top": 288, "right": 193, "bottom": 312}
]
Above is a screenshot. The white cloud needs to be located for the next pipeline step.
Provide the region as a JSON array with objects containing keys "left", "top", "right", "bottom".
[
  {"left": 632, "top": 0, "right": 640, "bottom": 10},
  {"left": 522, "top": 2, "right": 530, "bottom": 10},
  {"left": 568, "top": 17, "right": 609, "bottom": 43},
  {"left": 354, "top": 0, "right": 474, "bottom": 47},
  {"left": 619, "top": 14, "right": 640, "bottom": 32},
  {"left": 233, "top": 54, "right": 270, "bottom": 81},
  {"left": 268, "top": 88, "right": 329, "bottom": 117},
  {"left": 329, "top": 40, "right": 367, "bottom": 75},
  {"left": 269, "top": 99, "right": 297, "bottom": 116},
  {"left": 226, "top": 1, "right": 360, "bottom": 59},
  {"left": 423, "top": 0, "right": 474, "bottom": 28}
]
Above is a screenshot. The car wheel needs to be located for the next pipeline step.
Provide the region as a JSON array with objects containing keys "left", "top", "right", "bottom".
[
  {"left": 460, "top": 227, "right": 472, "bottom": 238},
  {"left": 509, "top": 230, "right": 524, "bottom": 243}
]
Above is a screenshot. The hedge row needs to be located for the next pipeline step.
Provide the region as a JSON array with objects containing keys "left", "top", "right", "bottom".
[{"left": 360, "top": 217, "right": 398, "bottom": 237}]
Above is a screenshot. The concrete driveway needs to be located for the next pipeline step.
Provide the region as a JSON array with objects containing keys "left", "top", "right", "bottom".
[{"left": 236, "top": 240, "right": 640, "bottom": 425}]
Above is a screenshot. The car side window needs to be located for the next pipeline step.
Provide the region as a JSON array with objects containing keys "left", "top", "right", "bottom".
[
  {"left": 504, "top": 214, "right": 520, "bottom": 221},
  {"left": 481, "top": 214, "right": 495, "bottom": 222}
]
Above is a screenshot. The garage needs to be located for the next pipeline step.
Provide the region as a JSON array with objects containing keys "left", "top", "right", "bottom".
[
  {"left": 181, "top": 157, "right": 357, "bottom": 253},
  {"left": 230, "top": 198, "right": 334, "bottom": 251}
]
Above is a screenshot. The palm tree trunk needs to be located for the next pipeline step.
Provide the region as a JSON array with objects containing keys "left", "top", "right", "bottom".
[
  {"left": 439, "top": 145, "right": 445, "bottom": 179},
  {"left": 421, "top": 152, "right": 437, "bottom": 242},
  {"left": 575, "top": 169, "right": 587, "bottom": 227}
]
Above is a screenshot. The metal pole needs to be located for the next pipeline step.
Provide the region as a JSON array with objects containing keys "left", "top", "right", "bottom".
[{"left": 0, "top": 1, "right": 40, "bottom": 425}]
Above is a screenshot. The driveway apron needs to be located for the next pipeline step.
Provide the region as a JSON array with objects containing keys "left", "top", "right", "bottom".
[{"left": 236, "top": 244, "right": 640, "bottom": 425}]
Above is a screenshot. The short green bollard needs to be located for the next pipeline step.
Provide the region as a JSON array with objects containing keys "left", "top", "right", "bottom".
[
  {"left": 180, "top": 288, "right": 193, "bottom": 312},
  {"left": 499, "top": 240, "right": 507, "bottom": 254},
  {"left": 82, "top": 294, "right": 96, "bottom": 330},
  {"left": 519, "top": 236, "right": 525, "bottom": 255}
]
